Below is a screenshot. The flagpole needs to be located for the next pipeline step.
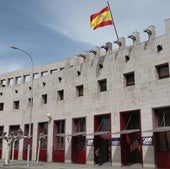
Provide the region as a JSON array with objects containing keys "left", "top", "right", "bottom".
[{"left": 107, "top": 1, "right": 119, "bottom": 42}]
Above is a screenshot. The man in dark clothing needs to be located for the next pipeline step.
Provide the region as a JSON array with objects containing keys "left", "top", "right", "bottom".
[{"left": 98, "top": 147, "right": 103, "bottom": 166}]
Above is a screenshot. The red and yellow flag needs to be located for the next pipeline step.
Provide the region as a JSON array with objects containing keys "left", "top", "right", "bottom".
[{"left": 90, "top": 6, "right": 113, "bottom": 30}]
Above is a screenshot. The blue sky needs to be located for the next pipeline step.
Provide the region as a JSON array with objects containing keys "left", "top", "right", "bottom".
[{"left": 0, "top": 0, "right": 170, "bottom": 73}]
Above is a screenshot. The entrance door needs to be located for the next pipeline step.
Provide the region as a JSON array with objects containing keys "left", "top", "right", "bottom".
[
  {"left": 71, "top": 117, "right": 86, "bottom": 164},
  {"left": 0, "top": 126, "right": 4, "bottom": 159},
  {"left": 94, "top": 114, "right": 111, "bottom": 165},
  {"left": 94, "top": 135, "right": 111, "bottom": 165},
  {"left": 120, "top": 110, "right": 143, "bottom": 166},
  {"left": 72, "top": 135, "right": 86, "bottom": 164},
  {"left": 153, "top": 107, "right": 170, "bottom": 169},
  {"left": 37, "top": 122, "right": 48, "bottom": 162},
  {"left": 53, "top": 120, "right": 65, "bottom": 162},
  {"left": 23, "top": 124, "right": 33, "bottom": 160},
  {"left": 9, "top": 125, "right": 20, "bottom": 160}
]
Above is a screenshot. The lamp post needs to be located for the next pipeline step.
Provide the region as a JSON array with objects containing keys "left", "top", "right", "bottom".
[{"left": 11, "top": 46, "right": 34, "bottom": 167}]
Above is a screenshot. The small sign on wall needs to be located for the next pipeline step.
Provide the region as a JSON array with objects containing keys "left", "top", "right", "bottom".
[
  {"left": 142, "top": 136, "right": 153, "bottom": 145},
  {"left": 86, "top": 139, "right": 93, "bottom": 146},
  {"left": 112, "top": 137, "right": 120, "bottom": 146}
]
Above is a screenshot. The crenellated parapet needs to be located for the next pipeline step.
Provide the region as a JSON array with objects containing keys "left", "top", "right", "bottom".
[{"left": 0, "top": 18, "right": 169, "bottom": 89}]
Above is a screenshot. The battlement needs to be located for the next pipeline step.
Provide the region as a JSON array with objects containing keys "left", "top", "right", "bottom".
[{"left": 0, "top": 18, "right": 169, "bottom": 88}]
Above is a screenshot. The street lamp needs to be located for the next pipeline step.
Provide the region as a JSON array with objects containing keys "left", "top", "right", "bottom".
[{"left": 11, "top": 46, "right": 34, "bottom": 167}]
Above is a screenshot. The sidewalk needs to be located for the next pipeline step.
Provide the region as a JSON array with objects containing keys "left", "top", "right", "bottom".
[{"left": 0, "top": 160, "right": 155, "bottom": 169}]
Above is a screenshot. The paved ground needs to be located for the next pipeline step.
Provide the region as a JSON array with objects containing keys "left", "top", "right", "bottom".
[{"left": 0, "top": 160, "right": 155, "bottom": 169}]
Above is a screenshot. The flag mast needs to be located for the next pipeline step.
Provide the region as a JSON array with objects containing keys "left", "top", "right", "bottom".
[{"left": 107, "top": 1, "right": 119, "bottom": 42}]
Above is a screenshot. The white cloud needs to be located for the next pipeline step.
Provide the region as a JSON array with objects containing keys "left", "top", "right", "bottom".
[{"left": 37, "top": 0, "right": 170, "bottom": 47}]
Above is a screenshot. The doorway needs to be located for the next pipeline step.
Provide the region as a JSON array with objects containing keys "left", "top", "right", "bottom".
[
  {"left": 9, "top": 125, "right": 20, "bottom": 160},
  {"left": 71, "top": 117, "right": 86, "bottom": 164},
  {"left": 23, "top": 124, "right": 33, "bottom": 160},
  {"left": 0, "top": 126, "right": 4, "bottom": 159},
  {"left": 94, "top": 114, "right": 111, "bottom": 165},
  {"left": 120, "top": 110, "right": 143, "bottom": 166},
  {"left": 153, "top": 107, "right": 170, "bottom": 169},
  {"left": 53, "top": 120, "right": 65, "bottom": 163},
  {"left": 37, "top": 122, "right": 48, "bottom": 162}
]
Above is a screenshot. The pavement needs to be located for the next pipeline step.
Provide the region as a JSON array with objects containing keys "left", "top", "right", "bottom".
[{"left": 0, "top": 160, "right": 155, "bottom": 169}]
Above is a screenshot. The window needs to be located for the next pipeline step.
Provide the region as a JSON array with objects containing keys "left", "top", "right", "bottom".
[
  {"left": 23, "top": 75, "right": 31, "bottom": 83},
  {"left": 0, "top": 103, "right": 4, "bottom": 111},
  {"left": 154, "top": 107, "right": 170, "bottom": 151},
  {"left": 57, "top": 90, "right": 64, "bottom": 101},
  {"left": 0, "top": 127, "right": 3, "bottom": 148},
  {"left": 156, "top": 107, "right": 170, "bottom": 127},
  {"left": 72, "top": 118, "right": 86, "bottom": 151},
  {"left": 15, "top": 76, "right": 22, "bottom": 85},
  {"left": 50, "top": 69, "right": 58, "bottom": 74},
  {"left": 56, "top": 120, "right": 65, "bottom": 150},
  {"left": 156, "top": 63, "right": 169, "bottom": 79},
  {"left": 56, "top": 136, "right": 64, "bottom": 150},
  {"left": 13, "top": 101, "right": 19, "bottom": 109},
  {"left": 124, "top": 72, "right": 135, "bottom": 86},
  {"left": 41, "top": 71, "right": 48, "bottom": 77},
  {"left": 98, "top": 79, "right": 107, "bottom": 92},
  {"left": 8, "top": 78, "right": 14, "bottom": 86},
  {"left": 100, "top": 118, "right": 110, "bottom": 131},
  {"left": 33, "top": 73, "right": 39, "bottom": 80},
  {"left": 158, "top": 132, "right": 170, "bottom": 151},
  {"left": 1, "top": 79, "right": 6, "bottom": 87},
  {"left": 60, "top": 67, "right": 64, "bottom": 71},
  {"left": 42, "top": 94, "right": 47, "bottom": 104},
  {"left": 76, "top": 85, "right": 84, "bottom": 97}
]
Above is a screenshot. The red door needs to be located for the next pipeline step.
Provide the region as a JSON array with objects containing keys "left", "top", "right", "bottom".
[
  {"left": 9, "top": 125, "right": 20, "bottom": 160},
  {"left": 23, "top": 124, "right": 33, "bottom": 160},
  {"left": 37, "top": 122, "right": 48, "bottom": 162},
  {"left": 53, "top": 120, "right": 65, "bottom": 162},
  {"left": 72, "top": 136, "right": 86, "bottom": 164},
  {"left": 71, "top": 117, "right": 86, "bottom": 164},
  {"left": 120, "top": 110, "right": 143, "bottom": 166},
  {"left": 0, "top": 126, "right": 4, "bottom": 159},
  {"left": 154, "top": 132, "right": 170, "bottom": 169}
]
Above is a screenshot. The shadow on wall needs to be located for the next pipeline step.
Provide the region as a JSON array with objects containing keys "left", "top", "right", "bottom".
[
  {"left": 65, "top": 138, "right": 72, "bottom": 162},
  {"left": 112, "top": 146, "right": 121, "bottom": 164},
  {"left": 86, "top": 146, "right": 94, "bottom": 164},
  {"left": 143, "top": 146, "right": 155, "bottom": 166}
]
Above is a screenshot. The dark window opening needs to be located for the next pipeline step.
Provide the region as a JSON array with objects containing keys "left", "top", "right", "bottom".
[
  {"left": 0, "top": 126, "right": 3, "bottom": 148},
  {"left": 42, "top": 94, "right": 47, "bottom": 104},
  {"left": 154, "top": 107, "right": 170, "bottom": 151},
  {"left": 124, "top": 72, "right": 135, "bottom": 86},
  {"left": 98, "top": 79, "right": 107, "bottom": 92},
  {"left": 157, "top": 132, "right": 170, "bottom": 151},
  {"left": 13, "top": 101, "right": 19, "bottom": 109},
  {"left": 156, "top": 63, "right": 169, "bottom": 79},
  {"left": 56, "top": 120, "right": 65, "bottom": 150},
  {"left": 126, "top": 113, "right": 139, "bottom": 129},
  {"left": 99, "top": 117, "right": 110, "bottom": 131},
  {"left": 76, "top": 85, "right": 84, "bottom": 97},
  {"left": 72, "top": 118, "right": 86, "bottom": 151},
  {"left": 73, "top": 118, "right": 86, "bottom": 133},
  {"left": 0, "top": 103, "right": 4, "bottom": 111},
  {"left": 72, "top": 136, "right": 85, "bottom": 151},
  {"left": 56, "top": 136, "right": 64, "bottom": 150},
  {"left": 57, "top": 90, "right": 64, "bottom": 101},
  {"left": 155, "top": 107, "right": 170, "bottom": 127}
]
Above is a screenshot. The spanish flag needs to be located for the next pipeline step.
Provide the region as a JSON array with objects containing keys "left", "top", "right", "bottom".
[{"left": 90, "top": 6, "right": 113, "bottom": 30}]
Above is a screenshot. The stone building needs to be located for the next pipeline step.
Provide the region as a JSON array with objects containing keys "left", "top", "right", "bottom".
[{"left": 0, "top": 18, "right": 170, "bottom": 169}]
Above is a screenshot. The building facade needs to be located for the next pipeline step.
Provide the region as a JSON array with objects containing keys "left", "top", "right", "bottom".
[{"left": 0, "top": 19, "right": 170, "bottom": 169}]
